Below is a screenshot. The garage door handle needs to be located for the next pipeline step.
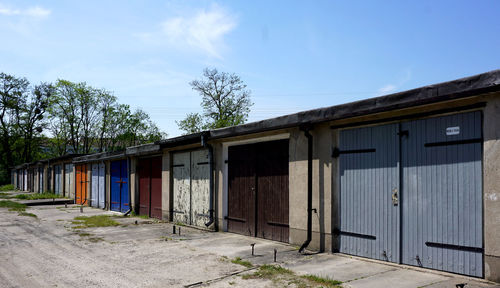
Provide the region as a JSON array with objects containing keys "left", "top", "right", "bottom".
[{"left": 392, "top": 188, "right": 398, "bottom": 206}]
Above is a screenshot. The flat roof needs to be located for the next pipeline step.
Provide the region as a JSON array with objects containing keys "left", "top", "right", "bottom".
[
  {"left": 72, "top": 150, "right": 126, "bottom": 163},
  {"left": 209, "top": 69, "right": 500, "bottom": 139}
]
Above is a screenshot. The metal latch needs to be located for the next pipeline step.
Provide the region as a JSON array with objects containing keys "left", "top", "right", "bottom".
[{"left": 392, "top": 188, "right": 398, "bottom": 206}]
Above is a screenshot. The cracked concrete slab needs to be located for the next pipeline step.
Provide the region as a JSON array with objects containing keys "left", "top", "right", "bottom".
[
  {"left": 285, "top": 254, "right": 397, "bottom": 282},
  {"left": 343, "top": 268, "right": 449, "bottom": 288}
]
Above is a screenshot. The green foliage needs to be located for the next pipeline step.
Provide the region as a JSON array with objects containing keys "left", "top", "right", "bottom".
[
  {"left": 242, "top": 265, "right": 342, "bottom": 288},
  {"left": 49, "top": 80, "right": 165, "bottom": 155},
  {"left": 300, "top": 275, "right": 342, "bottom": 286},
  {"left": 0, "top": 73, "right": 51, "bottom": 184},
  {"left": 0, "top": 200, "right": 27, "bottom": 211},
  {"left": 0, "top": 184, "right": 15, "bottom": 191},
  {"left": 231, "top": 257, "right": 253, "bottom": 268},
  {"left": 178, "top": 68, "right": 253, "bottom": 134},
  {"left": 71, "top": 215, "right": 120, "bottom": 228},
  {"left": 15, "top": 192, "right": 64, "bottom": 200},
  {"left": 130, "top": 211, "right": 150, "bottom": 219},
  {"left": 1, "top": 72, "right": 166, "bottom": 184},
  {"left": 176, "top": 112, "right": 205, "bottom": 134},
  {"left": 18, "top": 211, "right": 37, "bottom": 218}
]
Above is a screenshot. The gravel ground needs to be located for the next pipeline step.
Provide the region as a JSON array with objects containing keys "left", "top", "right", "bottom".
[
  {"left": 0, "top": 204, "right": 274, "bottom": 288},
  {"left": 1, "top": 194, "right": 497, "bottom": 288}
]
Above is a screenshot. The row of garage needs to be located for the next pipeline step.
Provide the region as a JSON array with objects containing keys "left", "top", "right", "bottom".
[{"left": 10, "top": 70, "right": 500, "bottom": 281}]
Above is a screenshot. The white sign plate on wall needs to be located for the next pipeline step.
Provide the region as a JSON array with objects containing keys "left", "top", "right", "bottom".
[{"left": 446, "top": 126, "right": 460, "bottom": 136}]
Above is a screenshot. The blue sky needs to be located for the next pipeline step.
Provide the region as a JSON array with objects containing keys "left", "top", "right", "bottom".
[{"left": 1, "top": 1, "right": 499, "bottom": 137}]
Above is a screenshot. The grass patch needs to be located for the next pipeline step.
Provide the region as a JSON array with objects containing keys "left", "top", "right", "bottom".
[
  {"left": 243, "top": 264, "right": 292, "bottom": 279},
  {"left": 74, "top": 230, "right": 104, "bottom": 243},
  {"left": 0, "top": 192, "right": 13, "bottom": 198},
  {"left": 0, "top": 200, "right": 27, "bottom": 211},
  {"left": 15, "top": 192, "right": 65, "bottom": 200},
  {"left": 18, "top": 211, "right": 37, "bottom": 218},
  {"left": 231, "top": 257, "right": 253, "bottom": 268},
  {"left": 174, "top": 221, "right": 186, "bottom": 227},
  {"left": 0, "top": 184, "right": 15, "bottom": 191},
  {"left": 87, "top": 237, "right": 104, "bottom": 243},
  {"left": 242, "top": 265, "right": 342, "bottom": 288},
  {"left": 71, "top": 215, "right": 120, "bottom": 228},
  {"left": 300, "top": 275, "right": 342, "bottom": 286},
  {"left": 130, "top": 211, "right": 150, "bottom": 219}
]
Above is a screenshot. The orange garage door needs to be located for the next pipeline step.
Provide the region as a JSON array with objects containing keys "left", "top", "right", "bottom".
[{"left": 75, "top": 164, "right": 88, "bottom": 205}]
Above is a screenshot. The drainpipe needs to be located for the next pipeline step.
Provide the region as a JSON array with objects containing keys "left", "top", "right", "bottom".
[
  {"left": 202, "top": 134, "right": 215, "bottom": 229},
  {"left": 299, "top": 125, "right": 313, "bottom": 253},
  {"left": 124, "top": 156, "right": 132, "bottom": 216}
]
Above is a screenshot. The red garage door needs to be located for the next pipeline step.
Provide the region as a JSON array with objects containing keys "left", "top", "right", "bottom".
[{"left": 138, "top": 156, "right": 162, "bottom": 219}]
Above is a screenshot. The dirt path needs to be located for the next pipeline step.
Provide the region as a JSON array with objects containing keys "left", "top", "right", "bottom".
[
  {"left": 1, "top": 203, "right": 497, "bottom": 288},
  {"left": 0, "top": 205, "right": 268, "bottom": 288}
]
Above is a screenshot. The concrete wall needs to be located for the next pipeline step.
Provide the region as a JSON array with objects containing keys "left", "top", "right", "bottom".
[
  {"left": 129, "top": 157, "right": 137, "bottom": 211},
  {"left": 288, "top": 124, "right": 333, "bottom": 252},
  {"left": 483, "top": 93, "right": 500, "bottom": 282},
  {"left": 86, "top": 164, "right": 91, "bottom": 205},
  {"left": 161, "top": 151, "right": 171, "bottom": 221},
  {"left": 214, "top": 142, "right": 223, "bottom": 231}
]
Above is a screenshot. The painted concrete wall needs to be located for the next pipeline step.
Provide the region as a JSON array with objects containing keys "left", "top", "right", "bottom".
[
  {"left": 214, "top": 142, "right": 224, "bottom": 231},
  {"left": 161, "top": 151, "right": 171, "bottom": 221},
  {"left": 483, "top": 93, "right": 500, "bottom": 282},
  {"left": 86, "top": 164, "right": 91, "bottom": 205},
  {"left": 130, "top": 157, "right": 137, "bottom": 211},
  {"left": 289, "top": 124, "right": 333, "bottom": 252}
]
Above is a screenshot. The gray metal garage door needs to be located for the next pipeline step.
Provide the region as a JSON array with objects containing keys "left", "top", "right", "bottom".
[
  {"left": 64, "top": 164, "right": 73, "bottom": 198},
  {"left": 338, "top": 111, "right": 483, "bottom": 277},
  {"left": 172, "top": 149, "right": 210, "bottom": 227},
  {"left": 91, "top": 163, "right": 106, "bottom": 208},
  {"left": 54, "top": 165, "right": 62, "bottom": 195},
  {"left": 339, "top": 123, "right": 400, "bottom": 263},
  {"left": 401, "top": 111, "right": 483, "bottom": 277}
]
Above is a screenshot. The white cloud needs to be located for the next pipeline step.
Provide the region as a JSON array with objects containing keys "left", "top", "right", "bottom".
[
  {"left": 0, "top": 4, "right": 51, "bottom": 18},
  {"left": 378, "top": 84, "right": 397, "bottom": 95},
  {"left": 160, "top": 5, "right": 237, "bottom": 58},
  {"left": 377, "top": 68, "right": 413, "bottom": 95}
]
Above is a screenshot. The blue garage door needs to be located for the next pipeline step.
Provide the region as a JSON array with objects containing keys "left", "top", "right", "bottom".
[{"left": 111, "top": 160, "right": 129, "bottom": 212}]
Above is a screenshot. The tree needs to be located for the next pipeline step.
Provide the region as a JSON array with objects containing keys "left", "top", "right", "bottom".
[
  {"left": 95, "top": 89, "right": 117, "bottom": 152},
  {"left": 177, "top": 112, "right": 204, "bottom": 134},
  {"left": 19, "top": 83, "right": 53, "bottom": 162},
  {"left": 0, "top": 73, "right": 29, "bottom": 170},
  {"left": 177, "top": 68, "right": 252, "bottom": 134},
  {"left": 49, "top": 80, "right": 81, "bottom": 154},
  {"left": 0, "top": 73, "right": 52, "bottom": 183}
]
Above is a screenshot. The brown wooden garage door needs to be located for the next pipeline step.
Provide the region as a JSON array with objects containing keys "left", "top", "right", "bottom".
[
  {"left": 227, "top": 139, "right": 289, "bottom": 243},
  {"left": 138, "top": 156, "right": 162, "bottom": 219}
]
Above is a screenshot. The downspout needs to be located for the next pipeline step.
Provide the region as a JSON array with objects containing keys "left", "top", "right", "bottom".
[
  {"left": 124, "top": 156, "right": 132, "bottom": 216},
  {"left": 202, "top": 134, "right": 215, "bottom": 229},
  {"left": 299, "top": 125, "right": 313, "bottom": 253}
]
